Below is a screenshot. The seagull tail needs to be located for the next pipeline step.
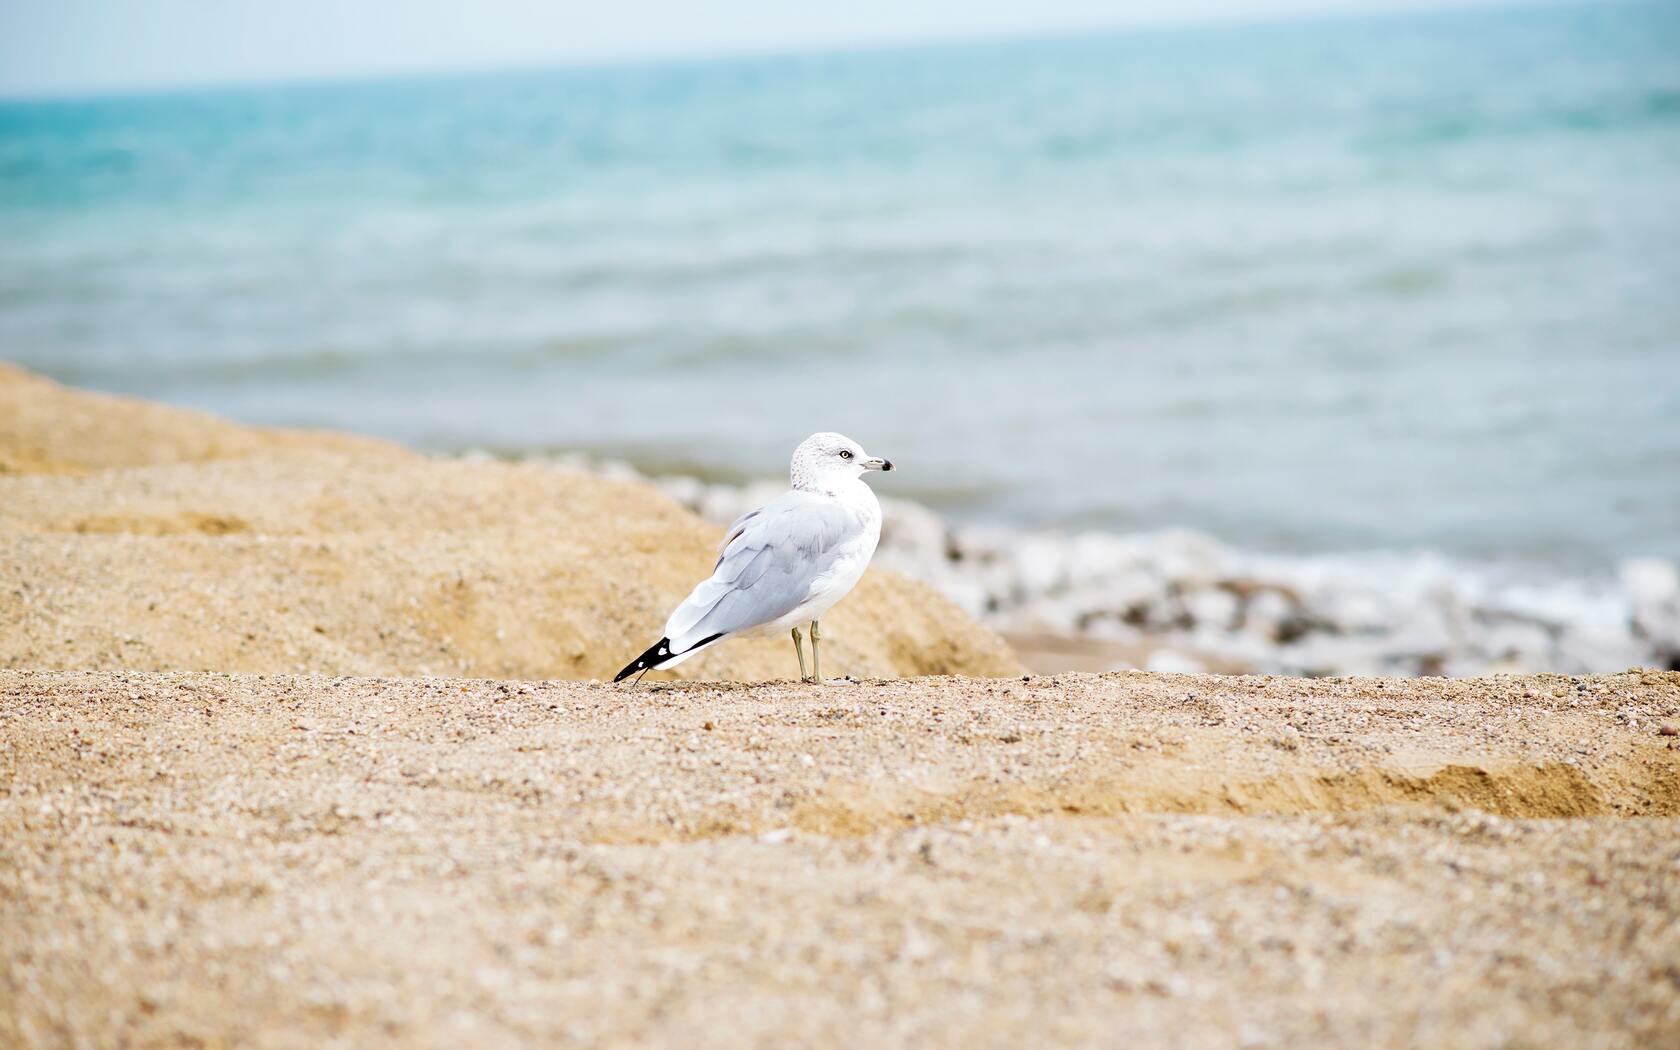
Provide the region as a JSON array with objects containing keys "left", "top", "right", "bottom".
[
  {"left": 615, "top": 638, "right": 675, "bottom": 682},
  {"left": 613, "top": 633, "right": 724, "bottom": 683}
]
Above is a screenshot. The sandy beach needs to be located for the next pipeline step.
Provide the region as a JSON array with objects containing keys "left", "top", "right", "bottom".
[
  {"left": 4, "top": 668, "right": 1678, "bottom": 1048},
  {"left": 0, "top": 365, "right": 1018, "bottom": 684},
  {"left": 4, "top": 368, "right": 1679, "bottom": 1047}
]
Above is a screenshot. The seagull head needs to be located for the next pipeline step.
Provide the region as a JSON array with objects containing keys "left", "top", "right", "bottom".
[{"left": 791, "top": 432, "right": 893, "bottom": 490}]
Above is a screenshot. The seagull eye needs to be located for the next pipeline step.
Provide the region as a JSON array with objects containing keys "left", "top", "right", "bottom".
[{"left": 839, "top": 449, "right": 853, "bottom": 460}]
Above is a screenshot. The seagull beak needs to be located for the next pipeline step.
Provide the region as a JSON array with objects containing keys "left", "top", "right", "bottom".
[{"left": 862, "top": 456, "right": 894, "bottom": 472}]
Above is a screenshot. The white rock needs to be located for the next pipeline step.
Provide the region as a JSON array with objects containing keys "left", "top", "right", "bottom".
[
  {"left": 1188, "top": 630, "right": 1273, "bottom": 674},
  {"left": 1620, "top": 558, "right": 1680, "bottom": 658},
  {"left": 879, "top": 498, "right": 948, "bottom": 562},
  {"left": 1241, "top": 589, "right": 1297, "bottom": 639},
  {"left": 1383, "top": 600, "right": 1456, "bottom": 657},
  {"left": 937, "top": 580, "right": 993, "bottom": 619},
  {"left": 1619, "top": 557, "right": 1680, "bottom": 606},
  {"left": 1066, "top": 531, "right": 1142, "bottom": 583},
  {"left": 1473, "top": 619, "right": 1555, "bottom": 671},
  {"left": 1143, "top": 529, "right": 1230, "bottom": 588},
  {"left": 1313, "top": 587, "right": 1395, "bottom": 635},
  {"left": 1011, "top": 535, "right": 1070, "bottom": 597},
  {"left": 1552, "top": 624, "right": 1650, "bottom": 674},
  {"left": 1064, "top": 572, "right": 1166, "bottom": 623},
  {"left": 1181, "top": 586, "right": 1239, "bottom": 632}
]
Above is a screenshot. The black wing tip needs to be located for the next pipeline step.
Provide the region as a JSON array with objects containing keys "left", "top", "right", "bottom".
[
  {"left": 615, "top": 637, "right": 674, "bottom": 683},
  {"left": 612, "top": 633, "right": 728, "bottom": 683}
]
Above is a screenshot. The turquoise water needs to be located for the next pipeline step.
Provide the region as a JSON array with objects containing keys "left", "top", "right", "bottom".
[{"left": 3, "top": 2, "right": 1679, "bottom": 569}]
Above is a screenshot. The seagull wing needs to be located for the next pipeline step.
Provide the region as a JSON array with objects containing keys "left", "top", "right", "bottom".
[{"left": 664, "top": 491, "right": 856, "bottom": 653}]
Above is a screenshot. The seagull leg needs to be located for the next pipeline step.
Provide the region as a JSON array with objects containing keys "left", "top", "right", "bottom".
[
  {"left": 810, "top": 620, "right": 822, "bottom": 683},
  {"left": 792, "top": 626, "right": 810, "bottom": 683}
]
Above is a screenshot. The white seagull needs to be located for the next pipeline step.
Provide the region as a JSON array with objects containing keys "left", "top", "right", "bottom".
[{"left": 616, "top": 432, "right": 894, "bottom": 683}]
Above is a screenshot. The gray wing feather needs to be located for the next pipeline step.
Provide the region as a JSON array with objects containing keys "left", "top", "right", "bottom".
[
  {"left": 716, "top": 509, "right": 761, "bottom": 567},
  {"left": 664, "top": 492, "right": 855, "bottom": 651}
]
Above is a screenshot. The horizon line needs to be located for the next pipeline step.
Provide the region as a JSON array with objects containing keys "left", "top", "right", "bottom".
[{"left": 0, "top": 0, "right": 1569, "bottom": 105}]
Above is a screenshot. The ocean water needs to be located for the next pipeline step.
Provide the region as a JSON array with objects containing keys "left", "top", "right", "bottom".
[{"left": 3, "top": 2, "right": 1678, "bottom": 574}]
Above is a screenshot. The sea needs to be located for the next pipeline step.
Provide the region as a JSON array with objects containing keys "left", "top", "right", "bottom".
[{"left": 3, "top": 1, "right": 1678, "bottom": 579}]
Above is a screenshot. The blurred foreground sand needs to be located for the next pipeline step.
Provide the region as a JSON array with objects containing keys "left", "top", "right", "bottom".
[{"left": 3, "top": 367, "right": 1678, "bottom": 1047}]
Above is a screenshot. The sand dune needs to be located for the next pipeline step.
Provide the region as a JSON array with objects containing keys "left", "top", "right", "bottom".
[{"left": 0, "top": 365, "right": 1019, "bottom": 682}]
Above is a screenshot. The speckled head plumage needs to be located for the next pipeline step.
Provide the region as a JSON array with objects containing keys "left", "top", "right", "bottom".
[{"left": 789, "top": 432, "right": 894, "bottom": 492}]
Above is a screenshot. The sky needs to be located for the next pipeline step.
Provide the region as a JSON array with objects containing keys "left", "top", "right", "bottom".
[{"left": 0, "top": 0, "right": 1523, "bottom": 98}]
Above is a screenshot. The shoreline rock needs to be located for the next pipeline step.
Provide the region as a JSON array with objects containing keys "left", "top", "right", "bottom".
[{"left": 527, "top": 452, "right": 1680, "bottom": 678}]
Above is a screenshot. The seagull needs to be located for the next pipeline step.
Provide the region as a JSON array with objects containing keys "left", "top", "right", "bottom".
[{"left": 615, "top": 432, "right": 894, "bottom": 683}]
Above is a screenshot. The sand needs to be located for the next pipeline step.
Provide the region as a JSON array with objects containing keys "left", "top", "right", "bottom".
[
  {"left": 4, "top": 367, "right": 1679, "bottom": 1047},
  {"left": 0, "top": 365, "right": 1019, "bottom": 683},
  {"left": 3, "top": 668, "right": 1678, "bottom": 1048}
]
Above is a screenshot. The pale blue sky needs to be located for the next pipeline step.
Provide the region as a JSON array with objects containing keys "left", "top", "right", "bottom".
[{"left": 1, "top": 0, "right": 1520, "bottom": 97}]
